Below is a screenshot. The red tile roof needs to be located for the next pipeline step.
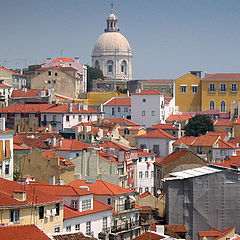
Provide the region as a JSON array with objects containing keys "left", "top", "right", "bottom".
[
  {"left": 0, "top": 225, "right": 51, "bottom": 240},
  {"left": 203, "top": 73, "right": 240, "bottom": 81},
  {"left": 212, "top": 156, "right": 240, "bottom": 168},
  {"left": 133, "top": 232, "right": 164, "bottom": 240},
  {"left": 192, "top": 135, "right": 219, "bottom": 146},
  {"left": 205, "top": 131, "right": 228, "bottom": 139},
  {"left": 98, "top": 150, "right": 120, "bottom": 165},
  {"left": 55, "top": 139, "right": 91, "bottom": 151},
  {"left": 165, "top": 225, "right": 187, "bottom": 233},
  {"left": 64, "top": 200, "right": 112, "bottom": 219},
  {"left": 214, "top": 139, "right": 237, "bottom": 149},
  {"left": 139, "top": 191, "right": 151, "bottom": 199},
  {"left": 214, "top": 120, "right": 233, "bottom": 126},
  {"left": 135, "top": 129, "right": 176, "bottom": 139},
  {"left": 147, "top": 123, "right": 178, "bottom": 131},
  {"left": 0, "top": 178, "right": 63, "bottom": 206},
  {"left": 53, "top": 232, "right": 97, "bottom": 240},
  {"left": 104, "top": 97, "right": 131, "bottom": 106},
  {"left": 144, "top": 79, "right": 174, "bottom": 83},
  {"left": 0, "top": 83, "right": 11, "bottom": 88},
  {"left": 166, "top": 114, "right": 193, "bottom": 122},
  {"left": 13, "top": 143, "right": 31, "bottom": 150},
  {"left": 0, "top": 66, "right": 25, "bottom": 77},
  {"left": 118, "top": 126, "right": 144, "bottom": 131},
  {"left": 14, "top": 136, "right": 48, "bottom": 149},
  {"left": 52, "top": 57, "right": 74, "bottom": 63},
  {"left": 96, "top": 118, "right": 139, "bottom": 126},
  {"left": 229, "top": 137, "right": 240, "bottom": 146},
  {"left": 173, "top": 136, "right": 197, "bottom": 146},
  {"left": 137, "top": 150, "right": 156, "bottom": 157},
  {"left": 131, "top": 90, "right": 161, "bottom": 95},
  {"left": 11, "top": 89, "right": 48, "bottom": 98},
  {"left": 98, "top": 140, "right": 131, "bottom": 151},
  {"left": 164, "top": 97, "right": 172, "bottom": 104},
  {"left": 55, "top": 94, "right": 73, "bottom": 100},
  {"left": 69, "top": 180, "right": 133, "bottom": 195},
  {"left": 198, "top": 227, "right": 235, "bottom": 239}
]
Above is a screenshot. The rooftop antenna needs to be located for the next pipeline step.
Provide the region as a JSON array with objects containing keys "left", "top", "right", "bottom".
[
  {"left": 60, "top": 49, "right": 63, "bottom": 58},
  {"left": 111, "top": 2, "right": 113, "bottom": 13}
]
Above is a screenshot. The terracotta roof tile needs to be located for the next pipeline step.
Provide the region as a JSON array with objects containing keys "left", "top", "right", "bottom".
[
  {"left": 166, "top": 114, "right": 193, "bottom": 122},
  {"left": 104, "top": 97, "right": 131, "bottom": 106},
  {"left": 137, "top": 150, "right": 156, "bottom": 157},
  {"left": 212, "top": 156, "right": 240, "bottom": 168},
  {"left": 98, "top": 140, "right": 131, "bottom": 151},
  {"left": 52, "top": 57, "right": 74, "bottom": 63},
  {"left": 0, "top": 83, "right": 11, "bottom": 88},
  {"left": 11, "top": 89, "right": 48, "bottom": 98},
  {"left": 192, "top": 135, "right": 219, "bottom": 146},
  {"left": 0, "top": 66, "right": 25, "bottom": 77},
  {"left": 139, "top": 191, "right": 151, "bottom": 198},
  {"left": 203, "top": 73, "right": 240, "bottom": 81},
  {"left": 56, "top": 139, "right": 91, "bottom": 151},
  {"left": 147, "top": 123, "right": 178, "bottom": 131},
  {"left": 214, "top": 139, "right": 237, "bottom": 149},
  {"left": 13, "top": 143, "right": 31, "bottom": 150},
  {"left": 0, "top": 225, "right": 51, "bottom": 240},
  {"left": 133, "top": 232, "right": 164, "bottom": 240},
  {"left": 214, "top": 120, "right": 234, "bottom": 126},
  {"left": 173, "top": 136, "right": 197, "bottom": 146},
  {"left": 53, "top": 232, "right": 97, "bottom": 240},
  {"left": 64, "top": 200, "right": 112, "bottom": 219},
  {"left": 198, "top": 227, "right": 235, "bottom": 239},
  {"left": 69, "top": 180, "right": 133, "bottom": 195},
  {"left": 135, "top": 129, "right": 176, "bottom": 139},
  {"left": 165, "top": 225, "right": 187, "bottom": 233},
  {"left": 95, "top": 118, "right": 139, "bottom": 126},
  {"left": 131, "top": 90, "right": 161, "bottom": 95}
]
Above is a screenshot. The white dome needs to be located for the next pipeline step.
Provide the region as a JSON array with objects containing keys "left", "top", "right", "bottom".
[
  {"left": 93, "top": 32, "right": 131, "bottom": 53},
  {"left": 107, "top": 13, "right": 117, "bottom": 21}
]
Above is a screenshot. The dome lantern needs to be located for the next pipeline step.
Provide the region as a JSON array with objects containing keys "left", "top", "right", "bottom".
[{"left": 105, "top": 3, "right": 119, "bottom": 32}]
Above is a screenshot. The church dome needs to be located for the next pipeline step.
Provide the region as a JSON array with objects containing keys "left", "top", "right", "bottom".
[
  {"left": 93, "top": 32, "right": 131, "bottom": 53},
  {"left": 107, "top": 13, "right": 117, "bottom": 21}
]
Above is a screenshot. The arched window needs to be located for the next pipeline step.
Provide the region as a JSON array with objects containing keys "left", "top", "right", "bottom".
[
  {"left": 95, "top": 60, "right": 100, "bottom": 69},
  {"left": 107, "top": 60, "right": 114, "bottom": 73},
  {"left": 220, "top": 100, "right": 226, "bottom": 112},
  {"left": 209, "top": 100, "right": 215, "bottom": 110},
  {"left": 121, "top": 60, "right": 127, "bottom": 74},
  {"left": 124, "top": 128, "right": 130, "bottom": 135}
]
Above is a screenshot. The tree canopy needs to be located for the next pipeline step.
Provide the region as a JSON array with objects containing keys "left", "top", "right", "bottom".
[
  {"left": 87, "top": 65, "right": 104, "bottom": 92},
  {"left": 183, "top": 114, "right": 214, "bottom": 137}
]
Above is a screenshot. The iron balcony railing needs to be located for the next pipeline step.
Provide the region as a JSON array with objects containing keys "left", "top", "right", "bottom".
[{"left": 111, "top": 220, "right": 141, "bottom": 233}]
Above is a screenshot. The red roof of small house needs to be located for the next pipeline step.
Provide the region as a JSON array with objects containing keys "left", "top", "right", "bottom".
[
  {"left": 98, "top": 150, "right": 120, "bottom": 165},
  {"left": 0, "top": 178, "right": 63, "bottom": 206},
  {"left": 165, "top": 225, "right": 187, "bottom": 233},
  {"left": 118, "top": 126, "right": 144, "bottom": 131},
  {"left": 212, "top": 156, "right": 240, "bottom": 168},
  {"left": 95, "top": 118, "right": 139, "bottom": 126},
  {"left": 68, "top": 180, "right": 133, "bottom": 196},
  {"left": 11, "top": 89, "right": 48, "bottom": 98},
  {"left": 64, "top": 200, "right": 112, "bottom": 219},
  {"left": 52, "top": 57, "right": 74, "bottom": 63},
  {"left": 192, "top": 135, "right": 220, "bottom": 147},
  {"left": 137, "top": 150, "right": 156, "bottom": 157},
  {"left": 13, "top": 143, "right": 31, "bottom": 150},
  {"left": 198, "top": 226, "right": 235, "bottom": 239},
  {"left": 229, "top": 137, "right": 240, "bottom": 146},
  {"left": 155, "top": 149, "right": 190, "bottom": 166},
  {"left": 139, "top": 191, "right": 151, "bottom": 199},
  {"left": 166, "top": 114, "right": 193, "bottom": 122},
  {"left": 133, "top": 232, "right": 164, "bottom": 240},
  {"left": 98, "top": 140, "right": 131, "bottom": 151},
  {"left": 147, "top": 123, "right": 178, "bottom": 131},
  {"left": 55, "top": 139, "right": 91, "bottom": 151},
  {"left": 164, "top": 97, "right": 172, "bottom": 104},
  {"left": 104, "top": 97, "right": 131, "bottom": 106},
  {"left": 203, "top": 73, "right": 240, "bottom": 81},
  {"left": 131, "top": 90, "right": 161, "bottom": 95},
  {"left": 0, "top": 224, "right": 51, "bottom": 240},
  {"left": 213, "top": 139, "right": 237, "bottom": 149},
  {"left": 135, "top": 129, "right": 176, "bottom": 139},
  {"left": 0, "top": 66, "right": 25, "bottom": 77},
  {"left": 14, "top": 135, "right": 48, "bottom": 149},
  {"left": 214, "top": 120, "right": 234, "bottom": 126},
  {"left": 173, "top": 136, "right": 197, "bottom": 146},
  {"left": 205, "top": 131, "right": 228, "bottom": 139}
]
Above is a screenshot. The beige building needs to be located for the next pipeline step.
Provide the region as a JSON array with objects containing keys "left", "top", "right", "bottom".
[
  {"left": 20, "top": 148, "right": 75, "bottom": 184},
  {"left": 0, "top": 177, "right": 64, "bottom": 234},
  {"left": 31, "top": 66, "right": 82, "bottom": 98}
]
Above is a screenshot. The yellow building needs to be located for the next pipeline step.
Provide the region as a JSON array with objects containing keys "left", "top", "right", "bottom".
[
  {"left": 201, "top": 73, "right": 240, "bottom": 112},
  {"left": 175, "top": 72, "right": 201, "bottom": 112},
  {"left": 0, "top": 178, "right": 64, "bottom": 234}
]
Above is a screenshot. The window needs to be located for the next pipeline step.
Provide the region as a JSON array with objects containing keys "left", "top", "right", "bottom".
[
  {"left": 140, "top": 144, "right": 146, "bottom": 150},
  {"left": 53, "top": 80, "right": 56, "bottom": 84},
  {"left": 66, "top": 115, "right": 70, "bottom": 122},
  {"left": 157, "top": 169, "right": 160, "bottom": 179},
  {"left": 124, "top": 107, "right": 128, "bottom": 112},
  {"left": 15, "top": 114, "right": 21, "bottom": 118},
  {"left": 107, "top": 198, "right": 111, "bottom": 205},
  {"left": 151, "top": 187, "right": 154, "bottom": 193},
  {"left": 55, "top": 72, "right": 58, "bottom": 76},
  {"left": 86, "top": 221, "right": 91, "bottom": 235},
  {"left": 48, "top": 71, "right": 51, "bottom": 76},
  {"left": 10, "top": 209, "right": 19, "bottom": 222},
  {"left": 153, "top": 87, "right": 159, "bottom": 91},
  {"left": 142, "top": 99, "right": 146, "bottom": 102},
  {"left": 95, "top": 60, "right": 100, "bottom": 68},
  {"left": 191, "top": 86, "right": 198, "bottom": 94},
  {"left": 151, "top": 111, "right": 155, "bottom": 116},
  {"left": 161, "top": 87, "right": 167, "bottom": 94},
  {"left": 82, "top": 199, "right": 91, "bottom": 211},
  {"left": 124, "top": 128, "right": 130, "bottom": 135},
  {"left": 220, "top": 83, "right": 226, "bottom": 92},
  {"left": 139, "top": 188, "right": 142, "bottom": 194},
  {"left": 5, "top": 164, "right": 9, "bottom": 175},
  {"left": 54, "top": 226, "right": 60, "bottom": 233},
  {"left": 220, "top": 149, "right": 226, "bottom": 156},
  {"left": 75, "top": 224, "right": 80, "bottom": 231},
  {"left": 103, "top": 217, "right": 108, "bottom": 232},
  {"left": 56, "top": 203, "right": 60, "bottom": 216},
  {"left": 139, "top": 171, "right": 143, "bottom": 179},
  {"left": 118, "top": 107, "right": 121, "bottom": 112},
  {"left": 48, "top": 80, "right": 51, "bottom": 84},
  {"left": 220, "top": 100, "right": 226, "bottom": 112},
  {"left": 209, "top": 83, "right": 215, "bottom": 92},
  {"left": 111, "top": 108, "right": 115, "bottom": 116},
  {"left": 76, "top": 153, "right": 79, "bottom": 157},
  {"left": 66, "top": 226, "right": 71, "bottom": 232},
  {"left": 181, "top": 86, "right": 187, "bottom": 94},
  {"left": 29, "top": 114, "right": 35, "bottom": 118},
  {"left": 209, "top": 100, "right": 215, "bottom": 110},
  {"left": 151, "top": 171, "right": 154, "bottom": 178},
  {"left": 71, "top": 200, "right": 78, "bottom": 209},
  {"left": 145, "top": 171, "right": 149, "bottom": 178},
  {"left": 107, "top": 60, "right": 114, "bottom": 73},
  {"left": 39, "top": 206, "right": 44, "bottom": 219},
  {"left": 231, "top": 83, "right": 237, "bottom": 92},
  {"left": 145, "top": 187, "right": 149, "bottom": 192},
  {"left": 142, "top": 111, "right": 145, "bottom": 116},
  {"left": 197, "top": 146, "right": 202, "bottom": 154},
  {"left": 153, "top": 145, "right": 159, "bottom": 155},
  {"left": 78, "top": 115, "right": 82, "bottom": 122},
  {"left": 121, "top": 60, "right": 127, "bottom": 74}
]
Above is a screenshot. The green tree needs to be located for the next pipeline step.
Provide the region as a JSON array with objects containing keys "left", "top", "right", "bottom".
[
  {"left": 183, "top": 114, "right": 214, "bottom": 137},
  {"left": 87, "top": 65, "right": 104, "bottom": 92}
]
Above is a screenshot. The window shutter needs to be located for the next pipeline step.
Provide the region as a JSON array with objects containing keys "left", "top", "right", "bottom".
[
  {"left": 5, "top": 140, "right": 11, "bottom": 159},
  {"left": 0, "top": 141, "right": 4, "bottom": 162}
]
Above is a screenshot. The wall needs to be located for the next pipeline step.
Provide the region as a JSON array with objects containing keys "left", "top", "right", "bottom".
[{"left": 104, "top": 105, "right": 130, "bottom": 119}]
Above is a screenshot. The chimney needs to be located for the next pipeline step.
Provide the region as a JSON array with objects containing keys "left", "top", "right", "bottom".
[
  {"left": 13, "top": 190, "right": 26, "bottom": 202},
  {"left": 68, "top": 103, "right": 73, "bottom": 112},
  {"left": 77, "top": 103, "right": 81, "bottom": 111},
  {"left": 0, "top": 117, "right": 6, "bottom": 131},
  {"left": 51, "top": 135, "right": 56, "bottom": 146},
  {"left": 46, "top": 57, "right": 51, "bottom": 62},
  {"left": 155, "top": 225, "right": 165, "bottom": 235},
  {"left": 83, "top": 104, "right": 88, "bottom": 111},
  {"left": 59, "top": 139, "right": 63, "bottom": 147}
]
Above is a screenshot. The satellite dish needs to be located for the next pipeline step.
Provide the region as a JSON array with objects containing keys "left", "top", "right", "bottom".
[{"left": 157, "top": 189, "right": 161, "bottom": 195}]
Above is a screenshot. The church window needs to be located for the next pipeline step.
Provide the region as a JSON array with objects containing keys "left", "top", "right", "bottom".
[
  {"left": 107, "top": 60, "right": 114, "bottom": 73},
  {"left": 95, "top": 60, "right": 100, "bottom": 69},
  {"left": 209, "top": 100, "right": 215, "bottom": 110},
  {"left": 121, "top": 60, "right": 127, "bottom": 74},
  {"left": 220, "top": 100, "right": 226, "bottom": 112}
]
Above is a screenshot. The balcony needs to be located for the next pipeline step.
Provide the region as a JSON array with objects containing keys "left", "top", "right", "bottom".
[
  {"left": 116, "top": 202, "right": 135, "bottom": 212},
  {"left": 111, "top": 220, "right": 141, "bottom": 233}
]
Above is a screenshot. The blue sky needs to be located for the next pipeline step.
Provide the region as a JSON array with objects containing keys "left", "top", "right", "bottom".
[{"left": 0, "top": 0, "right": 240, "bottom": 79}]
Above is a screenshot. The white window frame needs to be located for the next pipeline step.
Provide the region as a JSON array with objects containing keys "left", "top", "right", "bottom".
[
  {"left": 220, "top": 83, "right": 227, "bottom": 92},
  {"left": 231, "top": 83, "right": 237, "bottom": 92},
  {"left": 191, "top": 85, "right": 198, "bottom": 94},
  {"left": 209, "top": 83, "right": 216, "bottom": 92},
  {"left": 180, "top": 85, "right": 187, "bottom": 94}
]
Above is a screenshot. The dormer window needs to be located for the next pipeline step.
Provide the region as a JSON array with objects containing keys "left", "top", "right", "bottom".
[
  {"left": 71, "top": 200, "right": 78, "bottom": 209},
  {"left": 82, "top": 199, "right": 91, "bottom": 211}
]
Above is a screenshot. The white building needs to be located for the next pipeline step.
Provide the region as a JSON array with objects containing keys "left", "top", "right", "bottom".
[
  {"left": 135, "top": 129, "right": 177, "bottom": 158},
  {"left": 103, "top": 97, "right": 131, "bottom": 119},
  {"left": 0, "top": 118, "right": 14, "bottom": 180},
  {"left": 92, "top": 6, "right": 132, "bottom": 82},
  {"left": 131, "top": 90, "right": 165, "bottom": 127}
]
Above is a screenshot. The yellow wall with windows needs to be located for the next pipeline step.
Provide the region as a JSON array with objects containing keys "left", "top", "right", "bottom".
[
  {"left": 201, "top": 81, "right": 240, "bottom": 112},
  {"left": 0, "top": 202, "right": 64, "bottom": 234},
  {"left": 141, "top": 84, "right": 173, "bottom": 97},
  {"left": 175, "top": 73, "right": 201, "bottom": 112}
]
